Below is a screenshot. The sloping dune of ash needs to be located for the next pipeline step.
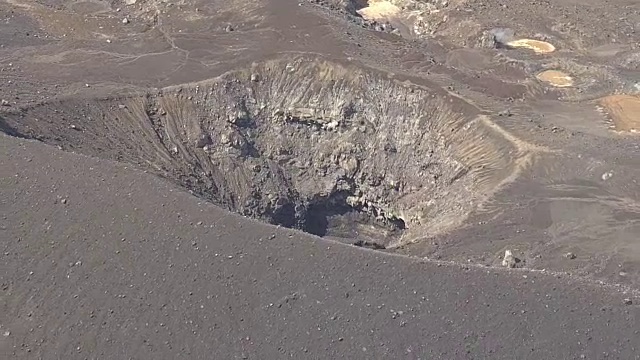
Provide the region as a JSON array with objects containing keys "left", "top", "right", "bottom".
[{"left": 1, "top": 134, "right": 639, "bottom": 359}]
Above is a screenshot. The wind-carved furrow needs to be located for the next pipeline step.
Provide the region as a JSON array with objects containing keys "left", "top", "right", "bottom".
[{"left": 0, "top": 58, "right": 532, "bottom": 249}]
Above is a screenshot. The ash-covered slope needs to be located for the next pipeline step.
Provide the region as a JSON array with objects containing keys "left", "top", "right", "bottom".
[{"left": 1, "top": 133, "right": 638, "bottom": 359}]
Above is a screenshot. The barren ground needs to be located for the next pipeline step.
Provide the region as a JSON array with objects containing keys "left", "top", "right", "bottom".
[{"left": 1, "top": 0, "right": 639, "bottom": 358}]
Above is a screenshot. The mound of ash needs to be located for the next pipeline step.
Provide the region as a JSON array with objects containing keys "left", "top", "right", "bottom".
[{"left": 0, "top": 58, "right": 519, "bottom": 248}]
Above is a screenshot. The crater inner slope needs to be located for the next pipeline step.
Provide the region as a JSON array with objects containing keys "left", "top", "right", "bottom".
[{"left": 1, "top": 58, "right": 529, "bottom": 247}]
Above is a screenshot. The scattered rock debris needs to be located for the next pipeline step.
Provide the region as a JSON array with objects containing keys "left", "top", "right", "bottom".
[{"left": 353, "top": 240, "right": 386, "bottom": 250}]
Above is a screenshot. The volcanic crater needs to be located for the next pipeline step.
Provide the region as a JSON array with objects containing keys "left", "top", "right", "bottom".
[{"left": 1, "top": 58, "right": 529, "bottom": 248}]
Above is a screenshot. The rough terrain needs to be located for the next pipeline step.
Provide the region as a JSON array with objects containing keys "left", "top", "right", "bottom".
[{"left": 0, "top": 0, "right": 639, "bottom": 358}]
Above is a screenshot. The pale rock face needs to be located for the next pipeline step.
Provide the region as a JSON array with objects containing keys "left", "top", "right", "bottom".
[{"left": 502, "top": 250, "right": 516, "bottom": 268}]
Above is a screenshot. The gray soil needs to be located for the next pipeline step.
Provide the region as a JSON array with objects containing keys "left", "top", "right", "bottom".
[
  {"left": 2, "top": 134, "right": 639, "bottom": 359},
  {"left": 1, "top": 0, "right": 640, "bottom": 358}
]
